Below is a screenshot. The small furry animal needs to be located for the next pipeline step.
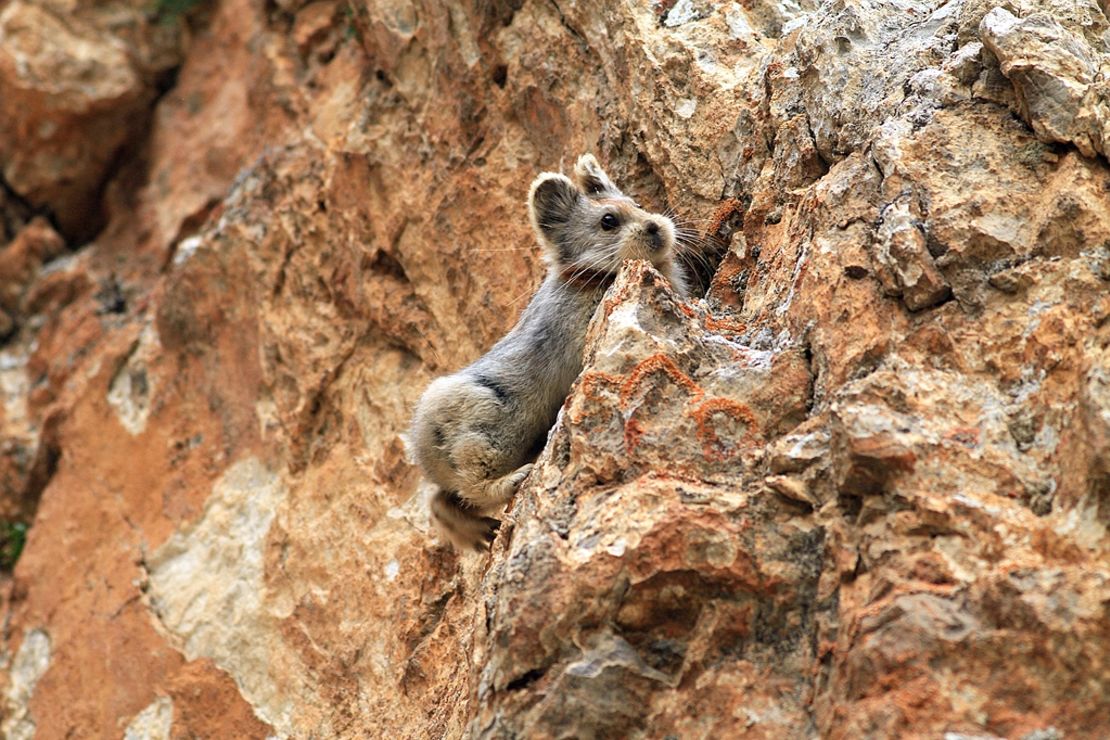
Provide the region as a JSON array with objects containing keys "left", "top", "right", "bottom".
[{"left": 410, "top": 154, "right": 689, "bottom": 550}]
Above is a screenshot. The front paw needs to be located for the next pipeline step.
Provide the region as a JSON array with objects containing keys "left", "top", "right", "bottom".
[{"left": 508, "top": 463, "right": 534, "bottom": 490}]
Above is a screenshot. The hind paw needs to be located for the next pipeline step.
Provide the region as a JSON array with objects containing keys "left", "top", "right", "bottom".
[{"left": 430, "top": 489, "right": 501, "bottom": 552}]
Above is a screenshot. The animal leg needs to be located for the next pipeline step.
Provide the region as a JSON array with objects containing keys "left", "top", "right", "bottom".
[
  {"left": 430, "top": 489, "right": 500, "bottom": 552},
  {"left": 463, "top": 462, "right": 534, "bottom": 510}
]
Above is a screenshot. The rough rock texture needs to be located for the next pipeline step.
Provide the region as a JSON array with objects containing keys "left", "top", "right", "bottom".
[
  {"left": 0, "top": 0, "right": 184, "bottom": 240},
  {"left": 0, "top": 0, "right": 1108, "bottom": 737}
]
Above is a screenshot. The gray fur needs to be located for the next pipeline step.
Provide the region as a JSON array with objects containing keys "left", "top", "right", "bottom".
[{"left": 410, "top": 154, "right": 689, "bottom": 550}]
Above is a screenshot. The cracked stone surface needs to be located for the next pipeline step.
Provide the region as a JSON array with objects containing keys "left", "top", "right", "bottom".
[
  {"left": 0, "top": 0, "right": 1108, "bottom": 736},
  {"left": 0, "top": 0, "right": 184, "bottom": 241}
]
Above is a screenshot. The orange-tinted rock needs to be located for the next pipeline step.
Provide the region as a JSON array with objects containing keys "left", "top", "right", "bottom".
[
  {"left": 0, "top": 217, "right": 64, "bottom": 316},
  {"left": 0, "top": 0, "right": 182, "bottom": 241},
  {"left": 1, "top": 0, "right": 1109, "bottom": 737}
]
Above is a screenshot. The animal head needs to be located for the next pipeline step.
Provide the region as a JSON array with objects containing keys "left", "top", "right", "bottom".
[{"left": 527, "top": 154, "right": 677, "bottom": 279}]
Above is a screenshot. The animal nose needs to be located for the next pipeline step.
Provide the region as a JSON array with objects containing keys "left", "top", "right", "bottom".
[
  {"left": 646, "top": 222, "right": 659, "bottom": 236},
  {"left": 646, "top": 221, "right": 663, "bottom": 251}
]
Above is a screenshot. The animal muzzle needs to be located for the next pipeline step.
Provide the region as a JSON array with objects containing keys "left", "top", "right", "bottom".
[{"left": 644, "top": 221, "right": 664, "bottom": 252}]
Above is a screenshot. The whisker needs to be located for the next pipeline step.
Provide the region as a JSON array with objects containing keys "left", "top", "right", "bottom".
[
  {"left": 508, "top": 278, "right": 542, "bottom": 307},
  {"left": 566, "top": 252, "right": 616, "bottom": 282},
  {"left": 669, "top": 215, "right": 717, "bottom": 226},
  {"left": 563, "top": 246, "right": 621, "bottom": 299},
  {"left": 673, "top": 228, "right": 727, "bottom": 280},
  {"left": 670, "top": 214, "right": 716, "bottom": 223},
  {"left": 474, "top": 246, "right": 536, "bottom": 254}
]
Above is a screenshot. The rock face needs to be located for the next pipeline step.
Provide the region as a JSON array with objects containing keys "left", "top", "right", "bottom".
[
  {"left": 0, "top": 0, "right": 183, "bottom": 241},
  {"left": 0, "top": 0, "right": 1108, "bottom": 737}
]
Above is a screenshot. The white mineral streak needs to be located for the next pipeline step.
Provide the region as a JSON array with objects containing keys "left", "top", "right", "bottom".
[{"left": 147, "top": 458, "right": 304, "bottom": 735}]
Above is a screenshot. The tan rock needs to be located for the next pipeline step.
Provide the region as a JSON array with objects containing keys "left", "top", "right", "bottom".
[
  {"left": 0, "top": 0, "right": 1108, "bottom": 737},
  {"left": 0, "top": 217, "right": 65, "bottom": 315},
  {"left": 0, "top": 0, "right": 182, "bottom": 241},
  {"left": 980, "top": 3, "right": 1110, "bottom": 159}
]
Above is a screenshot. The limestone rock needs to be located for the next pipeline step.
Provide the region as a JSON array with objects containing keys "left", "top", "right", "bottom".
[
  {"left": 475, "top": 262, "right": 819, "bottom": 737},
  {"left": 0, "top": 0, "right": 183, "bottom": 241},
  {"left": 0, "top": 218, "right": 65, "bottom": 319},
  {"left": 980, "top": 3, "right": 1110, "bottom": 158},
  {"left": 0, "top": 0, "right": 1108, "bottom": 737}
]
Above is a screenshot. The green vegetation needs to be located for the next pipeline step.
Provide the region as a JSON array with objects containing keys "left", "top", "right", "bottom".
[
  {"left": 343, "top": 2, "right": 363, "bottom": 42},
  {"left": 0, "top": 521, "right": 28, "bottom": 571},
  {"left": 152, "top": 0, "right": 205, "bottom": 25}
]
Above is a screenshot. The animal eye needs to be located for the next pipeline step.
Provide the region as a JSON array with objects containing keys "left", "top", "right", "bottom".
[{"left": 600, "top": 213, "right": 620, "bottom": 231}]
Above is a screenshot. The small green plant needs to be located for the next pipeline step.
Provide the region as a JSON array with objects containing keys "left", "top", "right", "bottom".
[
  {"left": 153, "top": 0, "right": 205, "bottom": 25},
  {"left": 343, "top": 2, "right": 363, "bottom": 43},
  {"left": 0, "top": 521, "right": 27, "bottom": 571}
]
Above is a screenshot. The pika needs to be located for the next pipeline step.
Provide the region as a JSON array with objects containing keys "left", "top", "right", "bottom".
[{"left": 410, "top": 154, "right": 689, "bottom": 550}]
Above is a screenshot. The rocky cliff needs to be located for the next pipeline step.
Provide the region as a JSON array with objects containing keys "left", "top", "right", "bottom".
[{"left": 0, "top": 0, "right": 1108, "bottom": 737}]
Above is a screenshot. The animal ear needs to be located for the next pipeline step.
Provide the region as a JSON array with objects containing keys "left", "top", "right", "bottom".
[
  {"left": 573, "top": 154, "right": 621, "bottom": 198},
  {"left": 528, "top": 173, "right": 580, "bottom": 245}
]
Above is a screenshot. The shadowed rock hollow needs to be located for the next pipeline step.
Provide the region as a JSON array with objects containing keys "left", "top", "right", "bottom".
[{"left": 0, "top": 0, "right": 1108, "bottom": 737}]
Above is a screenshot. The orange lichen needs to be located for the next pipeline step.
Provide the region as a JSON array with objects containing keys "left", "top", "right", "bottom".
[
  {"left": 707, "top": 254, "right": 748, "bottom": 309},
  {"left": 703, "top": 314, "right": 748, "bottom": 336},
  {"left": 577, "top": 369, "right": 623, "bottom": 399},
  {"left": 691, "top": 397, "right": 761, "bottom": 462},
  {"left": 707, "top": 197, "right": 745, "bottom": 237},
  {"left": 617, "top": 356, "right": 702, "bottom": 454},
  {"left": 619, "top": 353, "right": 704, "bottom": 409},
  {"left": 567, "top": 370, "right": 624, "bottom": 424},
  {"left": 623, "top": 416, "right": 646, "bottom": 454}
]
